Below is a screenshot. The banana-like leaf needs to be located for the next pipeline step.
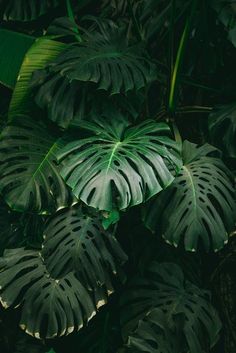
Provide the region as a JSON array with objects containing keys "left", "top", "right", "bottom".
[
  {"left": 0, "top": 248, "right": 96, "bottom": 338},
  {"left": 0, "top": 0, "right": 59, "bottom": 22},
  {"left": 120, "top": 262, "right": 221, "bottom": 353},
  {"left": 143, "top": 141, "right": 236, "bottom": 252},
  {"left": 57, "top": 118, "right": 182, "bottom": 211},
  {"left": 209, "top": 102, "right": 236, "bottom": 158},
  {"left": 0, "top": 116, "right": 75, "bottom": 214},
  {"left": 42, "top": 205, "right": 127, "bottom": 290},
  {"left": 0, "top": 29, "right": 34, "bottom": 88},
  {"left": 9, "top": 38, "right": 67, "bottom": 120},
  {"left": 32, "top": 28, "right": 157, "bottom": 127}
]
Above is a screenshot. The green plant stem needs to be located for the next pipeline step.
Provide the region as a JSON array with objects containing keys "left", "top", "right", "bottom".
[
  {"left": 168, "top": 0, "right": 197, "bottom": 114},
  {"left": 66, "top": 0, "right": 82, "bottom": 42}
]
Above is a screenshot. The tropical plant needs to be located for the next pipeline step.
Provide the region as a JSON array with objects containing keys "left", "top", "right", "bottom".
[{"left": 0, "top": 1, "right": 235, "bottom": 353}]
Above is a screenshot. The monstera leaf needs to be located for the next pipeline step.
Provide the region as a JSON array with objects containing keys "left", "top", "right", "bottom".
[
  {"left": 0, "top": 248, "right": 96, "bottom": 338},
  {"left": 209, "top": 102, "right": 236, "bottom": 158},
  {"left": 32, "top": 28, "right": 157, "bottom": 127},
  {"left": 0, "top": 0, "right": 59, "bottom": 21},
  {"left": 143, "top": 141, "right": 236, "bottom": 251},
  {"left": 120, "top": 262, "right": 221, "bottom": 353},
  {"left": 123, "top": 309, "right": 176, "bottom": 353},
  {"left": 42, "top": 205, "right": 127, "bottom": 290},
  {"left": 57, "top": 118, "right": 182, "bottom": 211},
  {"left": 0, "top": 206, "right": 127, "bottom": 338},
  {"left": 0, "top": 116, "right": 74, "bottom": 214}
]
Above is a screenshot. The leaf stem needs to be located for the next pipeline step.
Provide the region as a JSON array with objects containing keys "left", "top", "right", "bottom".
[
  {"left": 168, "top": 0, "right": 197, "bottom": 114},
  {"left": 66, "top": 0, "right": 82, "bottom": 42}
]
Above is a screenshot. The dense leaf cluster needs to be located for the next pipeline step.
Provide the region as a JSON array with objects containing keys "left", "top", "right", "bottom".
[{"left": 0, "top": 1, "right": 235, "bottom": 353}]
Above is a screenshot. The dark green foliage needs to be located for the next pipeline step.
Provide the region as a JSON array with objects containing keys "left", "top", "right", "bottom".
[
  {"left": 0, "top": 0, "right": 235, "bottom": 352},
  {"left": 209, "top": 103, "right": 236, "bottom": 158},
  {"left": 57, "top": 118, "right": 182, "bottom": 211},
  {"left": 0, "top": 0, "right": 59, "bottom": 22},
  {"left": 144, "top": 141, "right": 236, "bottom": 251},
  {"left": 0, "top": 206, "right": 127, "bottom": 338},
  {"left": 120, "top": 262, "right": 221, "bottom": 353},
  {"left": 0, "top": 116, "right": 75, "bottom": 214}
]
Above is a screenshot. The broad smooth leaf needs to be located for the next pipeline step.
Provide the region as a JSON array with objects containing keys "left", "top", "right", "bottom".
[
  {"left": 9, "top": 38, "right": 66, "bottom": 120},
  {"left": 209, "top": 102, "right": 236, "bottom": 158},
  {"left": 143, "top": 141, "right": 236, "bottom": 251},
  {"left": 0, "top": 248, "right": 96, "bottom": 339},
  {"left": 57, "top": 118, "right": 182, "bottom": 211},
  {"left": 0, "top": 0, "right": 59, "bottom": 21},
  {"left": 0, "top": 29, "right": 34, "bottom": 88},
  {"left": 42, "top": 205, "right": 127, "bottom": 291},
  {"left": 120, "top": 262, "right": 221, "bottom": 353},
  {"left": 0, "top": 116, "right": 75, "bottom": 214}
]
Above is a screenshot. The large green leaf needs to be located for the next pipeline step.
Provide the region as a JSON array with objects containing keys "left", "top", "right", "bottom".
[
  {"left": 120, "top": 262, "right": 221, "bottom": 353},
  {"left": 42, "top": 205, "right": 127, "bottom": 291},
  {"left": 123, "top": 309, "right": 176, "bottom": 353},
  {"left": 209, "top": 102, "right": 236, "bottom": 158},
  {"left": 0, "top": 0, "right": 59, "bottom": 22},
  {"left": 0, "top": 206, "right": 127, "bottom": 338},
  {"left": 0, "top": 116, "right": 74, "bottom": 214},
  {"left": 31, "top": 27, "right": 157, "bottom": 127},
  {"left": 57, "top": 118, "right": 182, "bottom": 211},
  {"left": 0, "top": 29, "right": 34, "bottom": 88},
  {"left": 0, "top": 248, "right": 96, "bottom": 339},
  {"left": 9, "top": 38, "right": 67, "bottom": 120},
  {"left": 143, "top": 141, "right": 236, "bottom": 251}
]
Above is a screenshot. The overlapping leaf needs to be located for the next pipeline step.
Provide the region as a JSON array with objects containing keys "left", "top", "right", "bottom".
[
  {"left": 0, "top": 0, "right": 59, "bottom": 22},
  {"left": 32, "top": 28, "right": 157, "bottom": 127},
  {"left": 42, "top": 205, "right": 127, "bottom": 290},
  {"left": 0, "top": 116, "right": 74, "bottom": 214},
  {"left": 0, "top": 248, "right": 96, "bottom": 338},
  {"left": 9, "top": 38, "right": 66, "bottom": 120},
  {"left": 57, "top": 118, "right": 182, "bottom": 211},
  {"left": 0, "top": 206, "right": 127, "bottom": 338},
  {"left": 143, "top": 141, "right": 236, "bottom": 251},
  {"left": 123, "top": 309, "right": 176, "bottom": 353},
  {"left": 209, "top": 102, "right": 236, "bottom": 158},
  {"left": 120, "top": 262, "right": 221, "bottom": 353}
]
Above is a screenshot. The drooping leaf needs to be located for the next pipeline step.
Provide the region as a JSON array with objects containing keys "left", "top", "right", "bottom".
[
  {"left": 57, "top": 118, "right": 182, "bottom": 211},
  {"left": 0, "top": 248, "right": 96, "bottom": 339},
  {"left": 9, "top": 38, "right": 67, "bottom": 120},
  {"left": 0, "top": 115, "right": 75, "bottom": 214},
  {"left": 120, "top": 262, "right": 221, "bottom": 353},
  {"left": 143, "top": 141, "right": 236, "bottom": 252},
  {"left": 209, "top": 102, "right": 236, "bottom": 158},
  {"left": 0, "top": 0, "right": 59, "bottom": 22},
  {"left": 41, "top": 205, "right": 127, "bottom": 291},
  {"left": 31, "top": 28, "right": 157, "bottom": 127},
  {"left": 0, "top": 29, "right": 34, "bottom": 88}
]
